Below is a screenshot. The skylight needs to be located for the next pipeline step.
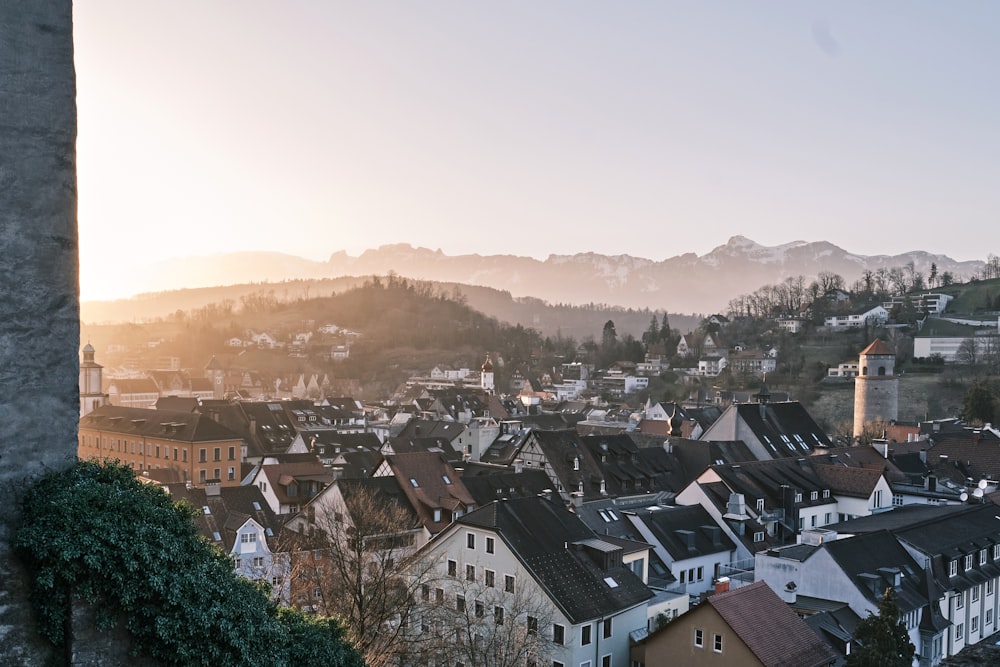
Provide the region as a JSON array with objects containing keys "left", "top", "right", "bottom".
[
  {"left": 252, "top": 501, "right": 262, "bottom": 511},
  {"left": 212, "top": 532, "right": 221, "bottom": 541},
  {"left": 203, "top": 506, "right": 211, "bottom": 515},
  {"left": 410, "top": 478, "right": 419, "bottom": 488},
  {"left": 604, "top": 577, "right": 619, "bottom": 589}
]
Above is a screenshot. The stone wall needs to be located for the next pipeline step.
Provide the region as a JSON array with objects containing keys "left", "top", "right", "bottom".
[{"left": 0, "top": 1, "right": 79, "bottom": 663}]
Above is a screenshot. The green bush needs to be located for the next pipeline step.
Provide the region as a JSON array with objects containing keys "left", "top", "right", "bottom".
[{"left": 15, "top": 460, "right": 364, "bottom": 667}]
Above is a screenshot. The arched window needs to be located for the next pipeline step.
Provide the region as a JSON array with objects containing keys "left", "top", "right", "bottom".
[{"left": 878, "top": 366, "right": 886, "bottom": 376}]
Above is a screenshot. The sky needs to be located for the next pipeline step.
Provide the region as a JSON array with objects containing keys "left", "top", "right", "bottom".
[{"left": 74, "top": 2, "right": 1000, "bottom": 300}]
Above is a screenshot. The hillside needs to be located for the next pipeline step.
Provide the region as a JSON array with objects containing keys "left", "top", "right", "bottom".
[{"left": 81, "top": 278, "right": 702, "bottom": 341}]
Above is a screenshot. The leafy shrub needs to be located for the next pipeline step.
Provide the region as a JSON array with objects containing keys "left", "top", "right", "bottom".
[{"left": 15, "top": 460, "right": 363, "bottom": 667}]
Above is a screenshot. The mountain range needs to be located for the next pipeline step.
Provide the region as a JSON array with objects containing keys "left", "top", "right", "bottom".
[{"left": 111, "top": 237, "right": 982, "bottom": 315}]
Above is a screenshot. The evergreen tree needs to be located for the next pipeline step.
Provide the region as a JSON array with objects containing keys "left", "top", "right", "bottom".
[{"left": 846, "top": 588, "right": 914, "bottom": 667}]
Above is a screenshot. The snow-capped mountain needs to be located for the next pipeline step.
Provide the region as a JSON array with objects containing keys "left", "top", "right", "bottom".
[{"left": 124, "top": 238, "right": 982, "bottom": 314}]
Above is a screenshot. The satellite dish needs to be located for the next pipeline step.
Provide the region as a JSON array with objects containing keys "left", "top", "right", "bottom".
[
  {"left": 980, "top": 479, "right": 989, "bottom": 490},
  {"left": 961, "top": 492, "right": 969, "bottom": 502},
  {"left": 974, "top": 488, "right": 985, "bottom": 498}
]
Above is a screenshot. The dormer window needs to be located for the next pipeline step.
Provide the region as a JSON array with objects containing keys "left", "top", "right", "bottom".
[
  {"left": 810, "top": 491, "right": 818, "bottom": 501},
  {"left": 794, "top": 492, "right": 802, "bottom": 504},
  {"left": 965, "top": 554, "right": 974, "bottom": 571},
  {"left": 982, "top": 550, "right": 988, "bottom": 566},
  {"left": 950, "top": 560, "right": 958, "bottom": 577},
  {"left": 756, "top": 498, "right": 764, "bottom": 512},
  {"left": 822, "top": 489, "right": 830, "bottom": 499},
  {"left": 573, "top": 457, "right": 580, "bottom": 471}
]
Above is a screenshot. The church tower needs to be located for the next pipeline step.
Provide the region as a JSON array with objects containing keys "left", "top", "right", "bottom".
[
  {"left": 80, "top": 343, "right": 108, "bottom": 417},
  {"left": 481, "top": 353, "right": 495, "bottom": 393},
  {"left": 205, "top": 355, "right": 226, "bottom": 399},
  {"left": 853, "top": 339, "right": 899, "bottom": 438}
]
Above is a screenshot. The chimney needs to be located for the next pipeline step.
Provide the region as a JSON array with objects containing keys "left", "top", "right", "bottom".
[
  {"left": 714, "top": 577, "right": 730, "bottom": 595},
  {"left": 514, "top": 459, "right": 523, "bottom": 474},
  {"left": 919, "top": 449, "right": 927, "bottom": 465},
  {"left": 205, "top": 480, "right": 221, "bottom": 497}
]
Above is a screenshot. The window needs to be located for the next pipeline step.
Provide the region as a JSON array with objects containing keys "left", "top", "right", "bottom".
[
  {"left": 552, "top": 624, "right": 565, "bottom": 645},
  {"left": 199, "top": 469, "right": 207, "bottom": 483},
  {"left": 485, "top": 569, "right": 495, "bottom": 588},
  {"left": 214, "top": 447, "right": 221, "bottom": 461},
  {"left": 873, "top": 490, "right": 883, "bottom": 508},
  {"left": 456, "top": 595, "right": 465, "bottom": 612},
  {"left": 956, "top": 623, "right": 964, "bottom": 640},
  {"left": 475, "top": 601, "right": 484, "bottom": 618},
  {"left": 824, "top": 512, "right": 832, "bottom": 524},
  {"left": 182, "top": 449, "right": 187, "bottom": 463},
  {"left": 988, "top": 609, "right": 994, "bottom": 626},
  {"left": 810, "top": 491, "right": 818, "bottom": 501},
  {"left": 467, "top": 532, "right": 476, "bottom": 550},
  {"left": 448, "top": 560, "right": 457, "bottom": 577},
  {"left": 466, "top": 564, "right": 476, "bottom": 582},
  {"left": 995, "top": 544, "right": 1000, "bottom": 560},
  {"left": 893, "top": 494, "right": 903, "bottom": 506},
  {"left": 227, "top": 467, "right": 236, "bottom": 481},
  {"left": 241, "top": 533, "right": 256, "bottom": 543},
  {"left": 214, "top": 468, "right": 220, "bottom": 481},
  {"left": 756, "top": 498, "right": 764, "bottom": 512},
  {"left": 199, "top": 448, "right": 207, "bottom": 463},
  {"left": 421, "top": 584, "right": 429, "bottom": 601},
  {"left": 433, "top": 509, "right": 442, "bottom": 522},
  {"left": 754, "top": 531, "right": 765, "bottom": 542},
  {"left": 810, "top": 515, "right": 817, "bottom": 528},
  {"left": 989, "top": 580, "right": 995, "bottom": 596},
  {"left": 228, "top": 446, "right": 235, "bottom": 460},
  {"left": 486, "top": 536, "right": 495, "bottom": 554},
  {"left": 602, "top": 618, "right": 612, "bottom": 639},
  {"left": 435, "top": 588, "right": 444, "bottom": 604},
  {"left": 982, "top": 549, "right": 988, "bottom": 565},
  {"left": 794, "top": 492, "right": 802, "bottom": 504},
  {"left": 950, "top": 560, "right": 958, "bottom": 577},
  {"left": 956, "top": 594, "right": 964, "bottom": 610},
  {"left": 527, "top": 616, "right": 538, "bottom": 635},
  {"left": 253, "top": 557, "right": 264, "bottom": 568},
  {"left": 713, "top": 633, "right": 723, "bottom": 653},
  {"left": 601, "top": 657, "right": 610, "bottom": 667},
  {"left": 966, "top": 554, "right": 974, "bottom": 571},
  {"left": 694, "top": 628, "right": 704, "bottom": 648},
  {"left": 505, "top": 574, "right": 515, "bottom": 593},
  {"left": 973, "top": 616, "right": 979, "bottom": 633},
  {"left": 822, "top": 489, "right": 830, "bottom": 499},
  {"left": 582, "top": 624, "right": 592, "bottom": 646},
  {"left": 973, "top": 586, "right": 981, "bottom": 602}
]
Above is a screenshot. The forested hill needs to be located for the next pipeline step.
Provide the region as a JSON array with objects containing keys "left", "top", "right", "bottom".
[{"left": 81, "top": 276, "right": 701, "bottom": 340}]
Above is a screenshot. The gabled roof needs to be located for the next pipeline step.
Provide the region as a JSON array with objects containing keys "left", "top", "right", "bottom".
[
  {"left": 164, "top": 482, "right": 280, "bottom": 552},
  {"left": 384, "top": 451, "right": 475, "bottom": 533},
  {"left": 812, "top": 464, "right": 882, "bottom": 499},
  {"left": 708, "top": 581, "right": 838, "bottom": 667},
  {"left": 625, "top": 504, "right": 736, "bottom": 561},
  {"left": 823, "top": 530, "right": 930, "bottom": 613},
  {"left": 255, "top": 461, "right": 333, "bottom": 507},
  {"left": 527, "top": 429, "right": 605, "bottom": 500},
  {"left": 727, "top": 401, "right": 832, "bottom": 456},
  {"left": 458, "top": 497, "right": 652, "bottom": 624},
  {"left": 336, "top": 476, "right": 422, "bottom": 531},
  {"left": 581, "top": 434, "right": 688, "bottom": 496},
  {"left": 395, "top": 418, "right": 466, "bottom": 442}
]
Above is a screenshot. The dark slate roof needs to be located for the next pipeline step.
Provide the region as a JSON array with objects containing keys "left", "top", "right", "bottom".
[
  {"left": 527, "top": 429, "right": 606, "bottom": 500},
  {"left": 459, "top": 468, "right": 554, "bottom": 506},
  {"left": 581, "top": 434, "right": 689, "bottom": 496},
  {"left": 730, "top": 402, "right": 832, "bottom": 456},
  {"left": 624, "top": 504, "right": 736, "bottom": 561},
  {"left": 155, "top": 396, "right": 200, "bottom": 412},
  {"left": 823, "top": 503, "right": 970, "bottom": 535},
  {"left": 81, "top": 405, "right": 242, "bottom": 443},
  {"left": 823, "top": 531, "right": 930, "bottom": 613},
  {"left": 892, "top": 503, "right": 1000, "bottom": 594},
  {"left": 709, "top": 581, "right": 839, "bottom": 667},
  {"left": 395, "top": 418, "right": 466, "bottom": 442},
  {"left": 519, "top": 413, "right": 583, "bottom": 430},
  {"left": 386, "top": 435, "right": 462, "bottom": 462},
  {"left": 459, "top": 497, "right": 652, "bottom": 624},
  {"left": 668, "top": 438, "right": 758, "bottom": 481},
  {"left": 926, "top": 428, "right": 1000, "bottom": 483},
  {"left": 164, "top": 482, "right": 281, "bottom": 552},
  {"left": 238, "top": 401, "right": 299, "bottom": 454}
]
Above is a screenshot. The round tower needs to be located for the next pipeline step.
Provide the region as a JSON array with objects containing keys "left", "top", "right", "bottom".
[
  {"left": 853, "top": 339, "right": 898, "bottom": 438},
  {"left": 481, "top": 353, "right": 495, "bottom": 393},
  {"left": 80, "top": 343, "right": 108, "bottom": 417}
]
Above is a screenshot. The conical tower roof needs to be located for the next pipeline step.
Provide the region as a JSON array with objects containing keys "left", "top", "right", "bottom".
[{"left": 860, "top": 339, "right": 894, "bottom": 356}]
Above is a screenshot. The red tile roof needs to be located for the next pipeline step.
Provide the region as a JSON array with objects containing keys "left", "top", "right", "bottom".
[{"left": 709, "top": 581, "right": 838, "bottom": 667}]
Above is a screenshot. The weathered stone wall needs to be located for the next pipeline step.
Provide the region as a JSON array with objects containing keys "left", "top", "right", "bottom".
[{"left": 0, "top": 1, "right": 79, "bottom": 663}]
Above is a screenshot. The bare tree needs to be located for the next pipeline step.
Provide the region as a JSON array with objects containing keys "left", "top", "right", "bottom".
[
  {"left": 416, "top": 566, "right": 558, "bottom": 667},
  {"left": 278, "top": 484, "right": 438, "bottom": 667}
]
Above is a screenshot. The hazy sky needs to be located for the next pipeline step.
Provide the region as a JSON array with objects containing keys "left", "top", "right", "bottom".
[{"left": 75, "top": 2, "right": 999, "bottom": 300}]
